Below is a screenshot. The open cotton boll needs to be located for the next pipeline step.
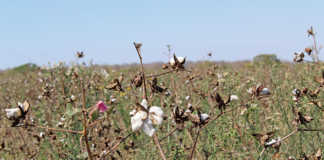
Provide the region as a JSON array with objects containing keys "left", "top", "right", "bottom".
[
  {"left": 141, "top": 99, "right": 148, "bottom": 109},
  {"left": 169, "top": 56, "right": 186, "bottom": 66},
  {"left": 5, "top": 108, "right": 21, "bottom": 119},
  {"left": 177, "top": 56, "right": 186, "bottom": 64},
  {"left": 130, "top": 110, "right": 147, "bottom": 131},
  {"left": 149, "top": 106, "right": 164, "bottom": 125},
  {"left": 260, "top": 88, "right": 270, "bottom": 95},
  {"left": 169, "top": 57, "right": 176, "bottom": 66},
  {"left": 230, "top": 95, "right": 239, "bottom": 101},
  {"left": 142, "top": 119, "right": 155, "bottom": 137},
  {"left": 200, "top": 113, "right": 209, "bottom": 121},
  {"left": 265, "top": 137, "right": 281, "bottom": 147},
  {"left": 149, "top": 106, "right": 163, "bottom": 117}
]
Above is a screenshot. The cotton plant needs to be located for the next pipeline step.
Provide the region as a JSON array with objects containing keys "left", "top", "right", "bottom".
[
  {"left": 130, "top": 99, "right": 164, "bottom": 136},
  {"left": 5, "top": 101, "right": 30, "bottom": 127},
  {"left": 169, "top": 54, "right": 186, "bottom": 69}
]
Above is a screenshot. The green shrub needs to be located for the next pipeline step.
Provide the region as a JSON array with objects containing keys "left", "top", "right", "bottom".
[{"left": 253, "top": 54, "right": 280, "bottom": 65}]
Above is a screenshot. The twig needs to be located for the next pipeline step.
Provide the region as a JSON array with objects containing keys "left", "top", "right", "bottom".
[
  {"left": 159, "top": 127, "right": 177, "bottom": 142},
  {"left": 153, "top": 133, "right": 167, "bottom": 160},
  {"left": 298, "top": 128, "right": 324, "bottom": 132},
  {"left": 280, "top": 128, "right": 298, "bottom": 142},
  {"left": 258, "top": 148, "right": 266, "bottom": 160},
  {"left": 189, "top": 127, "right": 201, "bottom": 160},
  {"left": 31, "top": 125, "right": 82, "bottom": 134},
  {"left": 81, "top": 83, "right": 93, "bottom": 160},
  {"left": 201, "top": 107, "right": 237, "bottom": 129},
  {"left": 105, "top": 132, "right": 133, "bottom": 155},
  {"left": 133, "top": 42, "right": 147, "bottom": 100},
  {"left": 147, "top": 69, "right": 177, "bottom": 78}
]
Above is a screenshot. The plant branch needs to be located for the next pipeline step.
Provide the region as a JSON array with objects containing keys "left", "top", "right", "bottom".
[
  {"left": 189, "top": 127, "right": 201, "bottom": 160},
  {"left": 81, "top": 83, "right": 93, "bottom": 160}
]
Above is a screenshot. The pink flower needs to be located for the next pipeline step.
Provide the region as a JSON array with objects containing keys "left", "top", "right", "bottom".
[{"left": 96, "top": 101, "right": 108, "bottom": 112}]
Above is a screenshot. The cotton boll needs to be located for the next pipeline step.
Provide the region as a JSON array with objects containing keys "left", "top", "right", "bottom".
[
  {"left": 177, "top": 57, "right": 186, "bottom": 64},
  {"left": 230, "top": 95, "right": 239, "bottom": 101},
  {"left": 200, "top": 113, "right": 209, "bottom": 121},
  {"left": 169, "top": 57, "right": 176, "bottom": 66},
  {"left": 5, "top": 108, "right": 21, "bottom": 119},
  {"left": 260, "top": 88, "right": 270, "bottom": 95},
  {"left": 141, "top": 119, "right": 155, "bottom": 137},
  {"left": 149, "top": 106, "right": 163, "bottom": 117},
  {"left": 141, "top": 99, "right": 148, "bottom": 109},
  {"left": 131, "top": 111, "right": 147, "bottom": 131}
]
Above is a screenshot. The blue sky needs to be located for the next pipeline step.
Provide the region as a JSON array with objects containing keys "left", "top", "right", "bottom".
[{"left": 0, "top": 0, "right": 323, "bottom": 69}]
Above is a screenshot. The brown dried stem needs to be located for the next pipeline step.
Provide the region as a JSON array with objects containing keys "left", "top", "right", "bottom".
[
  {"left": 189, "top": 127, "right": 201, "bottom": 160},
  {"left": 32, "top": 125, "right": 82, "bottom": 134},
  {"left": 81, "top": 83, "right": 93, "bottom": 160},
  {"left": 133, "top": 42, "right": 166, "bottom": 160}
]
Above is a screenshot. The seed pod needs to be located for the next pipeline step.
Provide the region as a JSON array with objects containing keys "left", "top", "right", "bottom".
[
  {"left": 304, "top": 47, "right": 312, "bottom": 55},
  {"left": 131, "top": 74, "right": 143, "bottom": 88}
]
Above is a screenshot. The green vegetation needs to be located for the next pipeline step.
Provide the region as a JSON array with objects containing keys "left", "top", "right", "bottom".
[{"left": 0, "top": 60, "right": 323, "bottom": 159}]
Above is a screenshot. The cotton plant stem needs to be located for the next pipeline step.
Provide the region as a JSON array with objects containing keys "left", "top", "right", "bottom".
[
  {"left": 257, "top": 148, "right": 266, "bottom": 160},
  {"left": 33, "top": 125, "right": 82, "bottom": 134},
  {"left": 153, "top": 133, "right": 167, "bottom": 160},
  {"left": 147, "top": 69, "right": 177, "bottom": 78},
  {"left": 103, "top": 132, "right": 133, "bottom": 156},
  {"left": 134, "top": 42, "right": 167, "bottom": 160},
  {"left": 81, "top": 85, "right": 93, "bottom": 160},
  {"left": 189, "top": 127, "right": 201, "bottom": 160},
  {"left": 133, "top": 42, "right": 147, "bottom": 100}
]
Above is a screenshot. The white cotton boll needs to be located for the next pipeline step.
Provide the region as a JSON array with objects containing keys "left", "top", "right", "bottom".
[
  {"left": 260, "top": 88, "right": 270, "bottom": 95},
  {"left": 57, "top": 122, "right": 64, "bottom": 127},
  {"left": 265, "top": 137, "right": 280, "bottom": 146},
  {"left": 70, "top": 95, "right": 76, "bottom": 101},
  {"left": 150, "top": 114, "right": 163, "bottom": 125},
  {"left": 141, "top": 99, "right": 148, "bottom": 109},
  {"left": 230, "top": 95, "right": 239, "bottom": 101},
  {"left": 110, "top": 98, "right": 117, "bottom": 103},
  {"left": 292, "top": 96, "right": 298, "bottom": 101},
  {"left": 18, "top": 102, "right": 23, "bottom": 108},
  {"left": 131, "top": 114, "right": 144, "bottom": 131},
  {"left": 200, "top": 113, "right": 209, "bottom": 121},
  {"left": 39, "top": 132, "right": 45, "bottom": 138},
  {"left": 130, "top": 110, "right": 137, "bottom": 118},
  {"left": 149, "top": 106, "right": 164, "bottom": 125},
  {"left": 292, "top": 89, "right": 300, "bottom": 96},
  {"left": 185, "top": 96, "right": 190, "bottom": 101},
  {"left": 169, "top": 56, "right": 186, "bottom": 66},
  {"left": 149, "top": 106, "right": 163, "bottom": 117},
  {"left": 177, "top": 57, "right": 186, "bottom": 64},
  {"left": 5, "top": 108, "right": 21, "bottom": 119},
  {"left": 142, "top": 119, "right": 155, "bottom": 137},
  {"left": 169, "top": 57, "right": 176, "bottom": 66}
]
